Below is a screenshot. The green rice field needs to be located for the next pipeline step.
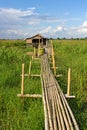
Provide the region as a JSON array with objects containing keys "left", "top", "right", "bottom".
[
  {"left": 0, "top": 40, "right": 44, "bottom": 130},
  {"left": 53, "top": 39, "right": 87, "bottom": 130},
  {"left": 0, "top": 39, "right": 87, "bottom": 130}
]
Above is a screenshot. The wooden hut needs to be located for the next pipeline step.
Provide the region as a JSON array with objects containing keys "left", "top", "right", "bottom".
[{"left": 26, "top": 34, "right": 48, "bottom": 48}]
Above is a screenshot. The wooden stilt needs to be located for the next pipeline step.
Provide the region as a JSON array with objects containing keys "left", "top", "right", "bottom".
[
  {"left": 65, "top": 68, "right": 75, "bottom": 98},
  {"left": 38, "top": 38, "right": 41, "bottom": 57},
  {"left": 21, "top": 63, "right": 24, "bottom": 95},
  {"left": 18, "top": 63, "right": 41, "bottom": 99},
  {"left": 67, "top": 68, "right": 71, "bottom": 96},
  {"left": 51, "top": 40, "right": 56, "bottom": 76},
  {"left": 29, "top": 60, "right": 32, "bottom": 75},
  {"left": 32, "top": 55, "right": 34, "bottom": 60},
  {"left": 34, "top": 47, "right": 36, "bottom": 57}
]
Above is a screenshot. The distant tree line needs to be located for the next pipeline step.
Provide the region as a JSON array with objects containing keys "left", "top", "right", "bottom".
[{"left": 50, "top": 37, "right": 87, "bottom": 40}]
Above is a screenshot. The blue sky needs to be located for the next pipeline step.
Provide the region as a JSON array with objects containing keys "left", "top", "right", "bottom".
[{"left": 0, "top": 0, "right": 87, "bottom": 39}]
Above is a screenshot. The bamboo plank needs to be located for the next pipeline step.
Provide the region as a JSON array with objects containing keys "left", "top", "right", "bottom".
[
  {"left": 20, "top": 74, "right": 41, "bottom": 77},
  {"left": 54, "top": 78, "right": 79, "bottom": 130},
  {"left": 40, "top": 74, "right": 49, "bottom": 130},
  {"left": 17, "top": 94, "right": 42, "bottom": 98},
  {"left": 41, "top": 54, "right": 79, "bottom": 130}
]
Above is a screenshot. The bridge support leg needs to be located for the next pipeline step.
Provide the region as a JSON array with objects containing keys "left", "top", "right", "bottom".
[
  {"left": 29, "top": 60, "right": 32, "bottom": 75},
  {"left": 21, "top": 63, "right": 24, "bottom": 95},
  {"left": 65, "top": 68, "right": 75, "bottom": 98}
]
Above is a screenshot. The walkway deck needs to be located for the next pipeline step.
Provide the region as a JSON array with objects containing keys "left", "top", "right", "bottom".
[{"left": 41, "top": 54, "right": 79, "bottom": 130}]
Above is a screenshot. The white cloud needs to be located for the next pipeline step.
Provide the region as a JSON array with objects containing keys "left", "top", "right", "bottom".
[
  {"left": 40, "top": 26, "right": 67, "bottom": 38},
  {"left": 0, "top": 7, "right": 39, "bottom": 26},
  {"left": 7, "top": 29, "right": 18, "bottom": 34},
  {"left": 52, "top": 26, "right": 65, "bottom": 34},
  {"left": 39, "top": 21, "right": 87, "bottom": 38},
  {"left": 0, "top": 7, "right": 87, "bottom": 39},
  {"left": 75, "top": 21, "right": 87, "bottom": 36},
  {"left": 0, "top": 7, "right": 40, "bottom": 38},
  {"left": 0, "top": 7, "right": 38, "bottom": 17},
  {"left": 28, "top": 21, "right": 38, "bottom": 25},
  {"left": 40, "top": 26, "right": 65, "bottom": 34},
  {"left": 40, "top": 26, "right": 52, "bottom": 33},
  {"left": 78, "top": 28, "right": 87, "bottom": 33},
  {"left": 82, "top": 21, "right": 87, "bottom": 27}
]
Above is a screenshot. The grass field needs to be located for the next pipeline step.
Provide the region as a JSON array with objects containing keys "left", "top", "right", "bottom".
[
  {"left": 0, "top": 39, "right": 87, "bottom": 130},
  {"left": 0, "top": 40, "right": 44, "bottom": 130},
  {"left": 53, "top": 39, "right": 87, "bottom": 130}
]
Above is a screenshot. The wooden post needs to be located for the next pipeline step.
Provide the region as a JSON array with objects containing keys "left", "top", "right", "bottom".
[
  {"left": 67, "top": 68, "right": 71, "bottom": 96},
  {"left": 38, "top": 38, "right": 40, "bottom": 56},
  {"left": 29, "top": 60, "right": 32, "bottom": 75},
  {"left": 51, "top": 40, "right": 56, "bottom": 76},
  {"left": 34, "top": 47, "right": 36, "bottom": 57},
  {"left": 42, "top": 38, "right": 43, "bottom": 46},
  {"left": 65, "top": 68, "right": 75, "bottom": 98},
  {"left": 32, "top": 55, "right": 33, "bottom": 60},
  {"left": 21, "top": 63, "right": 24, "bottom": 95}
]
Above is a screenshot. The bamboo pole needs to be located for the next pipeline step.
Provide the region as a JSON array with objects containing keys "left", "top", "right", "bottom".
[
  {"left": 17, "top": 94, "right": 42, "bottom": 98},
  {"left": 21, "top": 63, "right": 24, "bottom": 95},
  {"left": 34, "top": 47, "right": 36, "bottom": 57},
  {"left": 41, "top": 54, "right": 78, "bottom": 129},
  {"left": 51, "top": 92, "right": 57, "bottom": 130},
  {"left": 38, "top": 38, "right": 40, "bottom": 57},
  {"left": 66, "top": 68, "right": 75, "bottom": 98},
  {"left": 67, "top": 68, "right": 71, "bottom": 96},
  {"left": 21, "top": 74, "right": 41, "bottom": 77},
  {"left": 41, "top": 74, "right": 49, "bottom": 130},
  {"left": 44, "top": 81, "right": 53, "bottom": 130},
  {"left": 29, "top": 60, "right": 32, "bottom": 75},
  {"left": 51, "top": 40, "right": 56, "bottom": 76}
]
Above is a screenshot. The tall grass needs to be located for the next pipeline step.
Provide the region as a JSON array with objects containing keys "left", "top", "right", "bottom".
[
  {"left": 53, "top": 39, "right": 87, "bottom": 130},
  {"left": 0, "top": 40, "right": 44, "bottom": 130},
  {"left": 1, "top": 39, "right": 87, "bottom": 129}
]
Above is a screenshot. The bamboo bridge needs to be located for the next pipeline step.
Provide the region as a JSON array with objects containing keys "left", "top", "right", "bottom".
[
  {"left": 17, "top": 42, "right": 80, "bottom": 130},
  {"left": 41, "top": 54, "right": 79, "bottom": 130}
]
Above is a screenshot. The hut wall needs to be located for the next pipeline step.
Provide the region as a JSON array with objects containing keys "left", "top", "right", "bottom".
[{"left": 26, "top": 39, "right": 32, "bottom": 44}]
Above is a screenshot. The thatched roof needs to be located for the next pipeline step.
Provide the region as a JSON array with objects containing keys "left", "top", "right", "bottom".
[{"left": 26, "top": 34, "right": 45, "bottom": 40}]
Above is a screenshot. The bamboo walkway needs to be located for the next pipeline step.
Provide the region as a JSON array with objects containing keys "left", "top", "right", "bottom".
[{"left": 41, "top": 54, "right": 79, "bottom": 130}]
